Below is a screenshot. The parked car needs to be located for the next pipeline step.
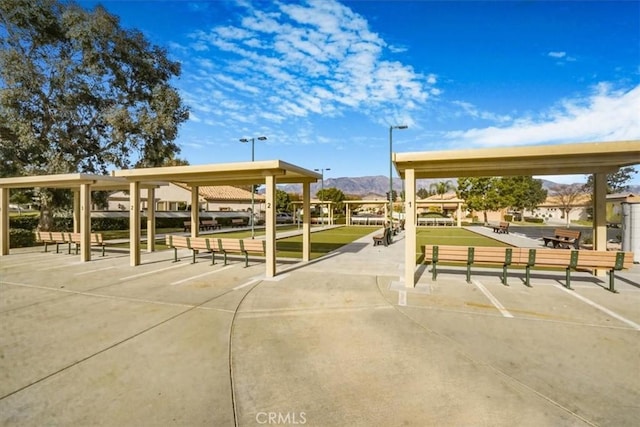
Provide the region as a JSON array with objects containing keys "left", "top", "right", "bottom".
[{"left": 276, "top": 212, "right": 294, "bottom": 223}]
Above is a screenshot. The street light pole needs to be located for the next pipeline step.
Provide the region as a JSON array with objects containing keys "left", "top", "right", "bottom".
[
  {"left": 240, "top": 136, "right": 267, "bottom": 238},
  {"left": 314, "top": 168, "right": 330, "bottom": 227},
  {"left": 389, "top": 125, "right": 408, "bottom": 224}
]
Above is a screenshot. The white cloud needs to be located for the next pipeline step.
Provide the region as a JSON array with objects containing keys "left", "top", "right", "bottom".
[
  {"left": 548, "top": 51, "right": 566, "bottom": 58},
  {"left": 177, "top": 0, "right": 432, "bottom": 129},
  {"left": 445, "top": 83, "right": 640, "bottom": 146}
]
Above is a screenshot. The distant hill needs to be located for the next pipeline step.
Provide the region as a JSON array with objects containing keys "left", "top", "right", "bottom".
[{"left": 273, "top": 175, "right": 639, "bottom": 196}]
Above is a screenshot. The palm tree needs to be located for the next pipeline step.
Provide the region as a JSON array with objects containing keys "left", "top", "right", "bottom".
[{"left": 429, "top": 180, "right": 455, "bottom": 213}]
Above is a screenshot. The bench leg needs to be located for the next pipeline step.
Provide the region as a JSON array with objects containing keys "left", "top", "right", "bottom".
[
  {"left": 607, "top": 269, "right": 619, "bottom": 293},
  {"left": 192, "top": 249, "right": 197, "bottom": 264},
  {"left": 244, "top": 252, "right": 249, "bottom": 268},
  {"left": 55, "top": 243, "right": 61, "bottom": 254},
  {"left": 466, "top": 263, "right": 471, "bottom": 283},
  {"left": 43, "top": 242, "right": 48, "bottom": 253},
  {"left": 211, "top": 252, "right": 215, "bottom": 266},
  {"left": 223, "top": 252, "right": 228, "bottom": 266},
  {"left": 173, "top": 247, "right": 179, "bottom": 262},
  {"left": 524, "top": 266, "right": 532, "bottom": 287},
  {"left": 431, "top": 262, "right": 438, "bottom": 281},
  {"left": 502, "top": 265, "right": 509, "bottom": 286},
  {"left": 565, "top": 268, "right": 573, "bottom": 290},
  {"left": 101, "top": 245, "right": 105, "bottom": 257}
]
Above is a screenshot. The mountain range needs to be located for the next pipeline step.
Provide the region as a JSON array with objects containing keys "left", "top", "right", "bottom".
[{"left": 273, "top": 175, "right": 640, "bottom": 196}]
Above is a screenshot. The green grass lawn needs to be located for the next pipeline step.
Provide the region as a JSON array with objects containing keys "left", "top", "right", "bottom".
[
  {"left": 415, "top": 227, "right": 510, "bottom": 263},
  {"left": 276, "top": 226, "right": 379, "bottom": 259}
]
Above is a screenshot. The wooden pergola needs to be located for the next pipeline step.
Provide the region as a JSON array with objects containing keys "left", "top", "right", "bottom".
[
  {"left": 394, "top": 140, "right": 640, "bottom": 287},
  {"left": 112, "top": 160, "right": 320, "bottom": 277},
  {"left": 0, "top": 174, "right": 163, "bottom": 262},
  {"left": 0, "top": 160, "right": 320, "bottom": 278}
]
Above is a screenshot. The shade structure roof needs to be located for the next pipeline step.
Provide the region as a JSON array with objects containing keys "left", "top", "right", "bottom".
[
  {"left": 0, "top": 173, "right": 163, "bottom": 191},
  {"left": 393, "top": 141, "right": 640, "bottom": 179},
  {"left": 112, "top": 160, "right": 321, "bottom": 185}
]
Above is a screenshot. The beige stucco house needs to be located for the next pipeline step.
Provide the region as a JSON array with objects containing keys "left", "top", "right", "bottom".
[{"left": 106, "top": 182, "right": 265, "bottom": 213}]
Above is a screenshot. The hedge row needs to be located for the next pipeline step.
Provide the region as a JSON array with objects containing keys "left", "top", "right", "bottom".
[
  {"left": 9, "top": 216, "right": 252, "bottom": 232},
  {"left": 10, "top": 229, "right": 36, "bottom": 248}
]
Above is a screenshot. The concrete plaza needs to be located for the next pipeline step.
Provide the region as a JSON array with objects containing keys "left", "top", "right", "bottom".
[{"left": 1, "top": 227, "right": 639, "bottom": 426}]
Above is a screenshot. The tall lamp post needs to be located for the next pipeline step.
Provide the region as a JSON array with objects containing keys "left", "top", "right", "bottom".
[
  {"left": 240, "top": 136, "right": 267, "bottom": 238},
  {"left": 314, "top": 168, "right": 330, "bottom": 226},
  {"left": 389, "top": 125, "right": 408, "bottom": 224}
]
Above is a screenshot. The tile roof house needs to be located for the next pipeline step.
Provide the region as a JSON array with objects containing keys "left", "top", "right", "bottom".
[{"left": 106, "top": 182, "right": 264, "bottom": 213}]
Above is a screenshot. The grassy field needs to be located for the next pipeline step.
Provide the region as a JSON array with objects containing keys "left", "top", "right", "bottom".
[
  {"left": 276, "top": 226, "right": 379, "bottom": 259},
  {"left": 416, "top": 227, "right": 509, "bottom": 249}
]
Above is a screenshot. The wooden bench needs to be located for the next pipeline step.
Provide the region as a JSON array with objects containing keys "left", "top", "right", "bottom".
[
  {"left": 201, "top": 219, "right": 220, "bottom": 230},
  {"left": 68, "top": 232, "right": 107, "bottom": 256},
  {"left": 373, "top": 227, "right": 392, "bottom": 246},
  {"left": 35, "top": 231, "right": 68, "bottom": 253},
  {"left": 423, "top": 244, "right": 633, "bottom": 292},
  {"left": 217, "top": 238, "right": 266, "bottom": 267},
  {"left": 165, "top": 235, "right": 218, "bottom": 264},
  {"left": 231, "top": 218, "right": 246, "bottom": 228},
  {"left": 424, "top": 245, "right": 514, "bottom": 284},
  {"left": 492, "top": 221, "right": 510, "bottom": 234},
  {"left": 543, "top": 228, "right": 581, "bottom": 249}
]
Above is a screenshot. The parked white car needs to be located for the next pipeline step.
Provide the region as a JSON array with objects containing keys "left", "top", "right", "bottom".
[{"left": 276, "top": 213, "right": 294, "bottom": 223}]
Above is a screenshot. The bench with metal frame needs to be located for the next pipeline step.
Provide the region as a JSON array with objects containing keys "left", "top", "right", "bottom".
[
  {"left": 217, "top": 238, "right": 266, "bottom": 267},
  {"left": 542, "top": 228, "right": 581, "bottom": 249},
  {"left": 492, "top": 221, "right": 510, "bottom": 234},
  {"left": 423, "top": 244, "right": 633, "bottom": 292}
]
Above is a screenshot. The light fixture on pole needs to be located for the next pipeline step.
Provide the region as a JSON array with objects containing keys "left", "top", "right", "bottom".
[
  {"left": 389, "top": 125, "right": 407, "bottom": 224},
  {"left": 239, "top": 136, "right": 267, "bottom": 238},
  {"left": 314, "top": 168, "right": 330, "bottom": 226}
]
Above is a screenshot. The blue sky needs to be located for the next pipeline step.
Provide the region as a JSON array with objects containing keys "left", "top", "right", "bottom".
[{"left": 80, "top": 0, "right": 640, "bottom": 185}]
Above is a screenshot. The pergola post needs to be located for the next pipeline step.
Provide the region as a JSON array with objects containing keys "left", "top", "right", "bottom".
[
  {"left": 302, "top": 181, "right": 311, "bottom": 262},
  {"left": 79, "top": 183, "right": 91, "bottom": 262},
  {"left": 265, "top": 175, "right": 276, "bottom": 277},
  {"left": 593, "top": 173, "right": 608, "bottom": 276},
  {"left": 0, "top": 187, "right": 9, "bottom": 256},
  {"left": 129, "top": 181, "right": 140, "bottom": 266},
  {"left": 457, "top": 202, "right": 462, "bottom": 227},
  {"left": 147, "top": 187, "right": 156, "bottom": 252},
  {"left": 346, "top": 202, "right": 351, "bottom": 226},
  {"left": 190, "top": 186, "right": 199, "bottom": 238},
  {"left": 73, "top": 190, "right": 81, "bottom": 233},
  {"left": 404, "top": 168, "right": 417, "bottom": 288}
]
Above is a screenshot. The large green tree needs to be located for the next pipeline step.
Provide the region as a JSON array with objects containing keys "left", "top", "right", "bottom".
[
  {"left": 582, "top": 167, "right": 637, "bottom": 194},
  {"left": 498, "top": 176, "right": 547, "bottom": 213},
  {"left": 456, "top": 177, "right": 502, "bottom": 224},
  {"left": 0, "top": 0, "right": 188, "bottom": 227},
  {"left": 316, "top": 187, "right": 346, "bottom": 213}
]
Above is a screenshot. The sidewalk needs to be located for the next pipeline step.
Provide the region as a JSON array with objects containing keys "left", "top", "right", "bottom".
[{"left": 1, "top": 227, "right": 638, "bottom": 426}]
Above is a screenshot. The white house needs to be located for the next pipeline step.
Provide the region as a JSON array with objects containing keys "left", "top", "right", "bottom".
[{"left": 106, "top": 183, "right": 265, "bottom": 213}]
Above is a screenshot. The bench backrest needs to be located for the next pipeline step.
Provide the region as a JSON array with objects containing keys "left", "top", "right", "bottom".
[
  {"left": 523, "top": 248, "right": 576, "bottom": 267},
  {"left": 423, "top": 245, "right": 470, "bottom": 262},
  {"left": 218, "top": 238, "right": 243, "bottom": 252},
  {"left": 231, "top": 218, "right": 245, "bottom": 224},
  {"left": 35, "top": 231, "right": 50, "bottom": 241},
  {"left": 553, "top": 228, "right": 581, "bottom": 241},
  {"left": 189, "top": 237, "right": 213, "bottom": 251},
  {"left": 500, "top": 222, "right": 509, "bottom": 228},
  {"left": 49, "top": 231, "right": 68, "bottom": 242},
  {"left": 166, "top": 235, "right": 190, "bottom": 248},
  {"left": 574, "top": 251, "right": 633, "bottom": 270},
  {"left": 242, "top": 239, "right": 266, "bottom": 254}
]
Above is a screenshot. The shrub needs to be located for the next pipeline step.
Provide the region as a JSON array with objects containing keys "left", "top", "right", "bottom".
[
  {"left": 9, "top": 216, "right": 39, "bottom": 230},
  {"left": 524, "top": 216, "right": 544, "bottom": 224},
  {"left": 504, "top": 214, "right": 513, "bottom": 222},
  {"left": 10, "top": 228, "right": 36, "bottom": 248}
]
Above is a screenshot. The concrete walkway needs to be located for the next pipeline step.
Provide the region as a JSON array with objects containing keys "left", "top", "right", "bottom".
[{"left": 1, "top": 227, "right": 639, "bottom": 426}]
